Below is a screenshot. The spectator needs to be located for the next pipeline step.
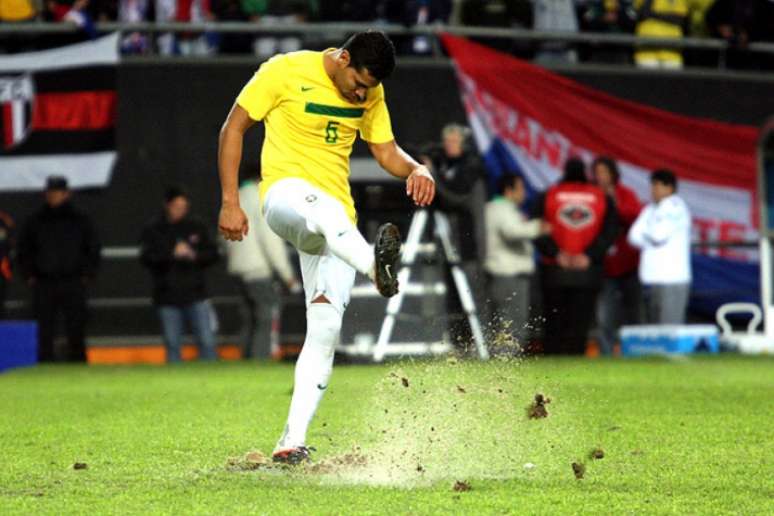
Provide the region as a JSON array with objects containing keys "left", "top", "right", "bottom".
[
  {"left": 421, "top": 123, "right": 487, "bottom": 351},
  {"left": 140, "top": 187, "right": 219, "bottom": 362},
  {"left": 531, "top": 158, "right": 618, "bottom": 355},
  {"left": 0, "top": 0, "right": 36, "bottom": 21},
  {"left": 117, "top": 0, "right": 153, "bottom": 54},
  {"left": 532, "top": 0, "right": 579, "bottom": 64},
  {"left": 459, "top": 0, "right": 533, "bottom": 56},
  {"left": 633, "top": 0, "right": 690, "bottom": 69},
  {"left": 17, "top": 176, "right": 101, "bottom": 362},
  {"left": 592, "top": 156, "right": 642, "bottom": 355},
  {"left": 155, "top": 0, "right": 216, "bottom": 56},
  {"left": 0, "top": 0, "right": 37, "bottom": 54},
  {"left": 395, "top": 0, "right": 453, "bottom": 55},
  {"left": 0, "top": 210, "right": 14, "bottom": 319},
  {"left": 484, "top": 174, "right": 549, "bottom": 348},
  {"left": 581, "top": 0, "right": 637, "bottom": 63},
  {"left": 221, "top": 176, "right": 300, "bottom": 360},
  {"left": 318, "top": 0, "right": 379, "bottom": 22},
  {"left": 705, "top": 0, "right": 774, "bottom": 70},
  {"left": 211, "top": 0, "right": 251, "bottom": 54},
  {"left": 628, "top": 169, "right": 692, "bottom": 324},
  {"left": 248, "top": 1, "right": 316, "bottom": 59}
]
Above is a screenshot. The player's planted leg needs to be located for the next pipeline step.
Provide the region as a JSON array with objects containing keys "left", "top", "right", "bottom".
[{"left": 273, "top": 302, "right": 341, "bottom": 464}]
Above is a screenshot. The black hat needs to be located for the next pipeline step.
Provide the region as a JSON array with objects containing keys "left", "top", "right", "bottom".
[{"left": 45, "top": 176, "right": 69, "bottom": 191}]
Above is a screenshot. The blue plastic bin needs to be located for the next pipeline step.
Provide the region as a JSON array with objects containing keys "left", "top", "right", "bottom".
[
  {"left": 0, "top": 322, "right": 38, "bottom": 372},
  {"left": 620, "top": 325, "right": 719, "bottom": 356}
]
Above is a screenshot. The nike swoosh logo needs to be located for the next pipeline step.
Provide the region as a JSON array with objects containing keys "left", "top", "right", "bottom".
[
  {"left": 385, "top": 264, "right": 392, "bottom": 278},
  {"left": 337, "top": 230, "right": 348, "bottom": 237},
  {"left": 301, "top": 86, "right": 314, "bottom": 92},
  {"left": 317, "top": 383, "right": 328, "bottom": 390}
]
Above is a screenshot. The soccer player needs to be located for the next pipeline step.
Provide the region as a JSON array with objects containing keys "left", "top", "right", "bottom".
[{"left": 217, "top": 31, "right": 435, "bottom": 464}]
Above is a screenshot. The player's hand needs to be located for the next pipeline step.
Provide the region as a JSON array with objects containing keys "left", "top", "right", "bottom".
[
  {"left": 406, "top": 165, "right": 435, "bottom": 207},
  {"left": 218, "top": 202, "right": 249, "bottom": 241}
]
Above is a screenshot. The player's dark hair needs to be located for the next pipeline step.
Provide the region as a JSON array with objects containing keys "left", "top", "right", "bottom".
[
  {"left": 592, "top": 156, "right": 620, "bottom": 184},
  {"left": 342, "top": 31, "right": 396, "bottom": 81},
  {"left": 651, "top": 169, "right": 678, "bottom": 191},
  {"left": 562, "top": 157, "right": 587, "bottom": 183},
  {"left": 496, "top": 173, "right": 522, "bottom": 195},
  {"left": 164, "top": 186, "right": 189, "bottom": 203}
]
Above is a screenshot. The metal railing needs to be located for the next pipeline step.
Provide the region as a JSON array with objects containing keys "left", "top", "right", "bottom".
[{"left": 2, "top": 21, "right": 774, "bottom": 60}]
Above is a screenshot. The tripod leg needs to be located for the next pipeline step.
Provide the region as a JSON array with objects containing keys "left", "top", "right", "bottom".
[
  {"left": 433, "top": 211, "right": 489, "bottom": 360},
  {"left": 373, "top": 210, "right": 428, "bottom": 362},
  {"left": 450, "top": 265, "right": 490, "bottom": 360}
]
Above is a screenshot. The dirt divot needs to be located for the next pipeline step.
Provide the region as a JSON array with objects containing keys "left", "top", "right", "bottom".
[{"left": 226, "top": 451, "right": 273, "bottom": 471}]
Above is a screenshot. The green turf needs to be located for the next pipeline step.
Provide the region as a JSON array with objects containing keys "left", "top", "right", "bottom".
[{"left": 1, "top": 356, "right": 772, "bottom": 515}]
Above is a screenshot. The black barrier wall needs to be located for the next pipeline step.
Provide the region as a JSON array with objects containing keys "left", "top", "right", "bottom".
[{"left": 2, "top": 60, "right": 774, "bottom": 336}]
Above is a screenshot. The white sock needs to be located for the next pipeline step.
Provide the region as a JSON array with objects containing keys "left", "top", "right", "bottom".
[
  {"left": 276, "top": 303, "right": 341, "bottom": 450},
  {"left": 324, "top": 226, "right": 375, "bottom": 279},
  {"left": 306, "top": 211, "right": 374, "bottom": 278}
]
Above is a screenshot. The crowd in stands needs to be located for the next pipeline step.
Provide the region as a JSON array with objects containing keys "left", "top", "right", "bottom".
[{"left": 1, "top": 0, "right": 773, "bottom": 69}]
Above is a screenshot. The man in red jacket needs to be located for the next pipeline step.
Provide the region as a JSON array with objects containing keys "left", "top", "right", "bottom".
[
  {"left": 532, "top": 158, "right": 619, "bottom": 355},
  {"left": 592, "top": 157, "right": 642, "bottom": 355}
]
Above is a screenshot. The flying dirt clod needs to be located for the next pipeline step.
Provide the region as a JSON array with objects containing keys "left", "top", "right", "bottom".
[
  {"left": 527, "top": 393, "right": 551, "bottom": 419},
  {"left": 572, "top": 462, "right": 586, "bottom": 479},
  {"left": 453, "top": 480, "right": 472, "bottom": 492}
]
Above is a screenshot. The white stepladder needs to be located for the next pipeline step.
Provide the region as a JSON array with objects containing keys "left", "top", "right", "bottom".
[{"left": 372, "top": 209, "right": 490, "bottom": 362}]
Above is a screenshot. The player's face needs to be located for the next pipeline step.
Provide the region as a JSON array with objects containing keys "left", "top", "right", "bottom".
[
  {"left": 165, "top": 196, "right": 190, "bottom": 224},
  {"left": 334, "top": 59, "right": 379, "bottom": 104}
]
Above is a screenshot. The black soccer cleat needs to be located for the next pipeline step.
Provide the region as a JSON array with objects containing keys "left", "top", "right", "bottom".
[
  {"left": 272, "top": 446, "right": 314, "bottom": 465},
  {"left": 374, "top": 223, "right": 402, "bottom": 298}
]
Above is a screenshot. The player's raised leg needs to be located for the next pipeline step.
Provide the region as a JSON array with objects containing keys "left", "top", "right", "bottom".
[{"left": 263, "top": 178, "right": 401, "bottom": 297}]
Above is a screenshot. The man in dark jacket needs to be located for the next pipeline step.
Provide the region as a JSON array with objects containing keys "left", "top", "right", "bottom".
[
  {"left": 531, "top": 158, "right": 618, "bottom": 355},
  {"left": 421, "top": 123, "right": 487, "bottom": 351},
  {"left": 592, "top": 156, "right": 642, "bottom": 355},
  {"left": 17, "top": 176, "right": 101, "bottom": 362},
  {"left": 140, "top": 187, "right": 219, "bottom": 362}
]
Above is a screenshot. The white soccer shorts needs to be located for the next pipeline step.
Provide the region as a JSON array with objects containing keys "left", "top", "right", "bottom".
[{"left": 262, "top": 178, "right": 357, "bottom": 314}]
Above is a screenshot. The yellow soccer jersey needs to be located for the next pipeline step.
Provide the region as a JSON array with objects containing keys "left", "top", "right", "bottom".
[{"left": 236, "top": 50, "right": 394, "bottom": 223}]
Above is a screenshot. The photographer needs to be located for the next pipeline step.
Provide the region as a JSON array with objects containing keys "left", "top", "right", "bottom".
[{"left": 420, "top": 123, "right": 487, "bottom": 351}]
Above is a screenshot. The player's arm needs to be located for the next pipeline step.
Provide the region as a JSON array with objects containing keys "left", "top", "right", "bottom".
[
  {"left": 218, "top": 103, "right": 255, "bottom": 241},
  {"left": 368, "top": 140, "right": 435, "bottom": 207}
]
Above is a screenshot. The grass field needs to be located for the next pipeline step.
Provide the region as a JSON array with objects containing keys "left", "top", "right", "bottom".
[{"left": 1, "top": 356, "right": 772, "bottom": 515}]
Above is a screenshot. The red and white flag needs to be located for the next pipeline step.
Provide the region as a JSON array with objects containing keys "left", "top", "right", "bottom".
[
  {"left": 0, "top": 33, "right": 119, "bottom": 191},
  {"left": 442, "top": 34, "right": 760, "bottom": 312}
]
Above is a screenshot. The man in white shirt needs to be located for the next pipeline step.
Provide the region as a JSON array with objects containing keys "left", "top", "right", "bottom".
[
  {"left": 628, "top": 169, "right": 692, "bottom": 324},
  {"left": 222, "top": 178, "right": 299, "bottom": 359},
  {"left": 484, "top": 174, "right": 549, "bottom": 346}
]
